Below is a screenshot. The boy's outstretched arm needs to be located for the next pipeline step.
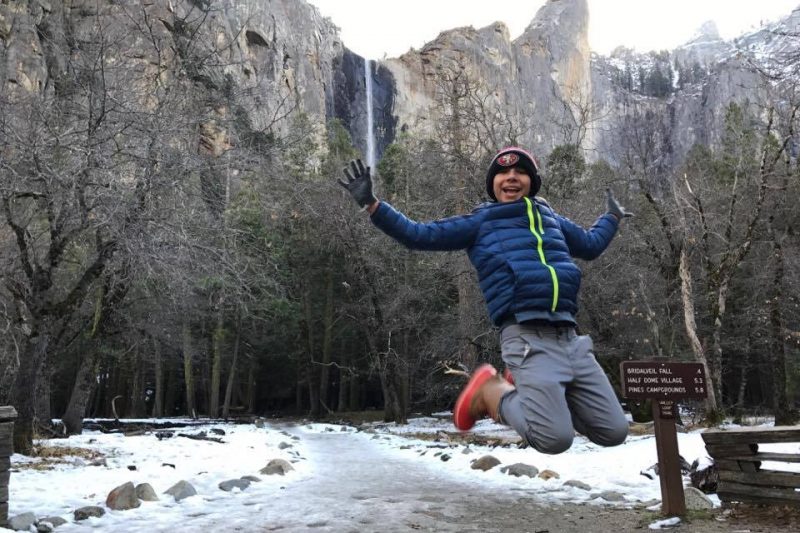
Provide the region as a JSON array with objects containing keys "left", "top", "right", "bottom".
[
  {"left": 337, "top": 158, "right": 479, "bottom": 251},
  {"left": 559, "top": 189, "right": 633, "bottom": 260},
  {"left": 605, "top": 188, "right": 633, "bottom": 220}
]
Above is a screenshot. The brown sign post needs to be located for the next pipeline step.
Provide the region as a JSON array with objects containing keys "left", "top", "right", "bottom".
[{"left": 620, "top": 361, "right": 708, "bottom": 517}]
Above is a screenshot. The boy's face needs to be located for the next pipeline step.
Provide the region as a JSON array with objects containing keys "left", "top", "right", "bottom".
[{"left": 492, "top": 167, "right": 532, "bottom": 203}]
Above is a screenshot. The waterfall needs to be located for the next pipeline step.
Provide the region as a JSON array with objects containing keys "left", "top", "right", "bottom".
[{"left": 363, "top": 58, "right": 376, "bottom": 170}]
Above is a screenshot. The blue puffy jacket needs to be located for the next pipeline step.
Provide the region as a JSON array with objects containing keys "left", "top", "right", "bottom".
[{"left": 370, "top": 197, "right": 619, "bottom": 326}]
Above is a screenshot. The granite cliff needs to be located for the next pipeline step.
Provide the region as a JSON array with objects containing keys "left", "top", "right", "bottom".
[{"left": 1, "top": 0, "right": 796, "bottom": 170}]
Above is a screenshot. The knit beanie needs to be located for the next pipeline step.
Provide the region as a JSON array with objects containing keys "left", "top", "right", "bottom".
[{"left": 485, "top": 147, "right": 541, "bottom": 201}]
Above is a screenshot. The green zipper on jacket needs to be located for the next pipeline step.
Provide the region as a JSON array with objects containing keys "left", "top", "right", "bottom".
[{"left": 524, "top": 197, "right": 559, "bottom": 312}]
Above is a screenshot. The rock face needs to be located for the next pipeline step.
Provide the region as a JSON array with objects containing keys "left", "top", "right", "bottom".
[
  {"left": 332, "top": 49, "right": 397, "bottom": 164},
  {"left": 384, "top": 1, "right": 799, "bottom": 169},
  {"left": 0, "top": 0, "right": 344, "bottom": 160},
  {"left": 1, "top": 0, "right": 795, "bottom": 175},
  {"left": 383, "top": 0, "right": 591, "bottom": 157}
]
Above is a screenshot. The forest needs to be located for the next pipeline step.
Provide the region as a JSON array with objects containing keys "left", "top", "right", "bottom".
[{"left": 0, "top": 1, "right": 798, "bottom": 455}]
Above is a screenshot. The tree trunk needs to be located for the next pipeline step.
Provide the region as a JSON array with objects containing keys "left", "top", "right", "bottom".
[
  {"left": 110, "top": 357, "right": 126, "bottom": 417},
  {"left": 209, "top": 307, "right": 224, "bottom": 418},
  {"left": 679, "top": 248, "right": 721, "bottom": 419},
  {"left": 153, "top": 337, "right": 164, "bottom": 418},
  {"left": 709, "top": 277, "right": 730, "bottom": 413},
  {"left": 163, "top": 358, "right": 178, "bottom": 417},
  {"left": 337, "top": 348, "right": 349, "bottom": 412},
  {"left": 379, "top": 369, "right": 397, "bottom": 422},
  {"left": 90, "top": 360, "right": 106, "bottom": 417},
  {"left": 35, "top": 366, "right": 51, "bottom": 429},
  {"left": 295, "top": 363, "right": 304, "bottom": 412},
  {"left": 400, "top": 248, "right": 411, "bottom": 417},
  {"left": 182, "top": 318, "right": 196, "bottom": 417},
  {"left": 222, "top": 319, "right": 241, "bottom": 419},
  {"left": 62, "top": 346, "right": 101, "bottom": 435},
  {"left": 456, "top": 256, "right": 479, "bottom": 370},
  {"left": 129, "top": 346, "right": 147, "bottom": 418},
  {"left": 733, "top": 339, "right": 751, "bottom": 423},
  {"left": 302, "top": 285, "right": 320, "bottom": 417},
  {"left": 246, "top": 359, "right": 257, "bottom": 414},
  {"left": 319, "top": 267, "right": 334, "bottom": 411},
  {"left": 349, "top": 370, "right": 360, "bottom": 411},
  {"left": 450, "top": 88, "right": 479, "bottom": 371},
  {"left": 379, "top": 354, "right": 406, "bottom": 424},
  {"left": 768, "top": 218, "right": 796, "bottom": 425},
  {"left": 12, "top": 333, "right": 50, "bottom": 454},
  {"left": 199, "top": 328, "right": 211, "bottom": 416},
  {"left": 400, "top": 330, "right": 410, "bottom": 419}
]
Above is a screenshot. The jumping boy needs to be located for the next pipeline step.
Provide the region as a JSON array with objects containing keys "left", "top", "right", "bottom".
[{"left": 338, "top": 147, "right": 630, "bottom": 454}]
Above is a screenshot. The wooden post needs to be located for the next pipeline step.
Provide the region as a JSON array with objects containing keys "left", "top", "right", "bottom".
[
  {"left": 652, "top": 400, "right": 686, "bottom": 516},
  {"left": 0, "top": 406, "right": 17, "bottom": 528},
  {"left": 621, "top": 361, "right": 707, "bottom": 517}
]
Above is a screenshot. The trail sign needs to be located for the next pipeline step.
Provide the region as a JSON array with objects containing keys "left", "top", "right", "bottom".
[
  {"left": 619, "top": 360, "right": 709, "bottom": 517},
  {"left": 621, "top": 361, "right": 707, "bottom": 400}
]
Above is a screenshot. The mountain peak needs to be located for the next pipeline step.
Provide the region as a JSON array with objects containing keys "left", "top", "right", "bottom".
[{"left": 687, "top": 20, "right": 722, "bottom": 45}]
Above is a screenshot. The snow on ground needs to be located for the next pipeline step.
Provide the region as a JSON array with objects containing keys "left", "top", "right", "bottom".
[
  {"left": 5, "top": 420, "right": 318, "bottom": 532},
  {"left": 3, "top": 415, "right": 798, "bottom": 532},
  {"left": 358, "top": 414, "right": 716, "bottom": 505}
]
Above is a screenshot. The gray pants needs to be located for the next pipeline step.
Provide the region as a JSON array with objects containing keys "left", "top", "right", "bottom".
[{"left": 497, "top": 323, "right": 628, "bottom": 454}]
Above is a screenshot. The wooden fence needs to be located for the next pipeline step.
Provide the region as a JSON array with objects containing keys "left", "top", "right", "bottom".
[
  {"left": 702, "top": 425, "right": 800, "bottom": 506},
  {"left": 0, "top": 406, "right": 16, "bottom": 527}
]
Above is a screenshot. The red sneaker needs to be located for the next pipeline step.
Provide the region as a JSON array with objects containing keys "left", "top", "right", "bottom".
[
  {"left": 503, "top": 368, "right": 515, "bottom": 385},
  {"left": 453, "top": 364, "right": 498, "bottom": 431}
]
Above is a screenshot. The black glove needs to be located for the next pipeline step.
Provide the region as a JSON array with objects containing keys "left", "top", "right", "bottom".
[
  {"left": 606, "top": 189, "right": 633, "bottom": 220},
  {"left": 338, "top": 159, "right": 378, "bottom": 209}
]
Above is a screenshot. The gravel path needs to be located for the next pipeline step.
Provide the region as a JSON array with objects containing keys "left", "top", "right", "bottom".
[{"left": 233, "top": 424, "right": 797, "bottom": 532}]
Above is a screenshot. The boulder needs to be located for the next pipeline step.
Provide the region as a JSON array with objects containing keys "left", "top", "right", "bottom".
[
  {"left": 241, "top": 475, "right": 261, "bottom": 483},
  {"left": 470, "top": 455, "right": 501, "bottom": 471},
  {"left": 594, "top": 490, "right": 625, "bottom": 502},
  {"left": 38, "top": 516, "right": 67, "bottom": 529},
  {"left": 106, "top": 481, "right": 141, "bottom": 510},
  {"left": 164, "top": 480, "right": 197, "bottom": 502},
  {"left": 538, "top": 469, "right": 560, "bottom": 481},
  {"left": 73, "top": 506, "right": 105, "bottom": 521},
  {"left": 135, "top": 482, "right": 159, "bottom": 502},
  {"left": 562, "top": 479, "right": 591, "bottom": 491},
  {"left": 219, "top": 478, "right": 251, "bottom": 492},
  {"left": 8, "top": 512, "right": 36, "bottom": 531},
  {"left": 500, "top": 463, "right": 539, "bottom": 478},
  {"left": 260, "top": 458, "right": 293, "bottom": 476},
  {"left": 684, "top": 486, "right": 714, "bottom": 510},
  {"left": 36, "top": 521, "right": 55, "bottom": 533}
]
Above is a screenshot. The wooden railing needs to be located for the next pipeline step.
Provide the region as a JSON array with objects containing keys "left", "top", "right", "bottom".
[
  {"left": 0, "top": 406, "right": 16, "bottom": 527},
  {"left": 702, "top": 425, "right": 800, "bottom": 505}
]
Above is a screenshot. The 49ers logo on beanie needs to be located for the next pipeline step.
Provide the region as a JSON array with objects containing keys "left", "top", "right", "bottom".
[
  {"left": 485, "top": 147, "right": 541, "bottom": 201},
  {"left": 497, "top": 153, "right": 519, "bottom": 167}
]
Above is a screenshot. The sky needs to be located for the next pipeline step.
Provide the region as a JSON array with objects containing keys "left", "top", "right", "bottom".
[
  {"left": 307, "top": 0, "right": 800, "bottom": 59},
  {"left": 5, "top": 415, "right": 797, "bottom": 531}
]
